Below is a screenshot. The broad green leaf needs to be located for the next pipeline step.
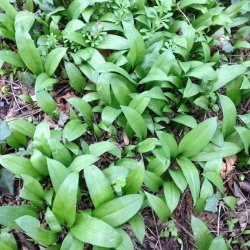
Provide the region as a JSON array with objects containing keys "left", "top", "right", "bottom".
[
  {"left": 171, "top": 114, "right": 197, "bottom": 128},
  {"left": 47, "top": 158, "right": 70, "bottom": 192},
  {"left": 169, "top": 169, "right": 187, "bottom": 193},
  {"left": 147, "top": 157, "right": 170, "bottom": 176},
  {"left": 101, "top": 106, "right": 122, "bottom": 126},
  {"left": 0, "top": 154, "right": 40, "bottom": 179},
  {"left": 15, "top": 216, "right": 58, "bottom": 245},
  {"left": 36, "top": 90, "right": 56, "bottom": 115},
  {"left": 49, "top": 139, "right": 72, "bottom": 167},
  {"left": 116, "top": 228, "right": 134, "bottom": 250},
  {"left": 183, "top": 78, "right": 200, "bottom": 98},
  {"left": 71, "top": 213, "right": 122, "bottom": 248},
  {"left": 177, "top": 157, "right": 200, "bottom": 204},
  {"left": 89, "top": 141, "right": 121, "bottom": 158},
  {"left": 65, "top": 62, "right": 86, "bottom": 92},
  {"left": 0, "top": 232, "right": 17, "bottom": 250},
  {"left": 8, "top": 119, "right": 35, "bottom": 138},
  {"left": 145, "top": 192, "right": 171, "bottom": 222},
  {"left": 92, "top": 194, "right": 144, "bottom": 227},
  {"left": 45, "top": 208, "right": 62, "bottom": 233},
  {"left": 235, "top": 127, "right": 250, "bottom": 155},
  {"left": 68, "top": 97, "right": 93, "bottom": 127},
  {"left": 15, "top": 29, "right": 43, "bottom": 75},
  {"left": 209, "top": 236, "right": 227, "bottom": 250},
  {"left": 212, "top": 64, "right": 247, "bottom": 91},
  {"left": 121, "top": 106, "right": 147, "bottom": 139},
  {"left": 0, "top": 205, "right": 37, "bottom": 230},
  {"left": 219, "top": 95, "right": 236, "bottom": 138},
  {"left": 163, "top": 181, "right": 180, "bottom": 213},
  {"left": 20, "top": 174, "right": 45, "bottom": 207},
  {"left": 0, "top": 0, "right": 17, "bottom": 18},
  {"left": 67, "top": 0, "right": 91, "bottom": 19},
  {"left": 15, "top": 11, "right": 36, "bottom": 32},
  {"left": 191, "top": 216, "right": 213, "bottom": 250},
  {"left": 136, "top": 138, "right": 158, "bottom": 153},
  {"left": 129, "top": 213, "right": 145, "bottom": 244},
  {"left": 200, "top": 179, "right": 214, "bottom": 199},
  {"left": 144, "top": 170, "right": 164, "bottom": 192},
  {"left": 0, "top": 121, "right": 11, "bottom": 141},
  {"left": 203, "top": 171, "right": 224, "bottom": 194},
  {"left": 178, "top": 117, "right": 217, "bottom": 157},
  {"left": 123, "top": 21, "right": 145, "bottom": 68},
  {"left": 157, "top": 131, "right": 178, "bottom": 159},
  {"left": 52, "top": 172, "right": 79, "bottom": 227},
  {"left": 124, "top": 164, "right": 144, "bottom": 194},
  {"left": 223, "top": 196, "right": 237, "bottom": 210},
  {"left": 30, "top": 149, "right": 48, "bottom": 176},
  {"left": 96, "top": 35, "right": 129, "bottom": 50},
  {"left": 69, "top": 154, "right": 99, "bottom": 172},
  {"left": 63, "top": 119, "right": 87, "bottom": 141},
  {"left": 45, "top": 47, "right": 67, "bottom": 76},
  {"left": 61, "top": 233, "right": 84, "bottom": 250},
  {"left": 84, "top": 165, "right": 115, "bottom": 208},
  {"left": 190, "top": 142, "right": 242, "bottom": 161},
  {"left": 0, "top": 50, "right": 24, "bottom": 67}
]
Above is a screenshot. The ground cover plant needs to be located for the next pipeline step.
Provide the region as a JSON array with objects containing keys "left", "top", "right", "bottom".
[{"left": 0, "top": 0, "right": 249, "bottom": 249}]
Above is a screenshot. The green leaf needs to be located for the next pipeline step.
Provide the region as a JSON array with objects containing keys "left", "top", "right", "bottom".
[
  {"left": 0, "top": 121, "right": 11, "bottom": 141},
  {"left": 203, "top": 171, "right": 224, "bottom": 194},
  {"left": 163, "top": 181, "right": 180, "bottom": 213},
  {"left": 235, "top": 127, "right": 250, "bottom": 155},
  {"left": 144, "top": 170, "right": 164, "bottom": 192},
  {"left": 157, "top": 131, "right": 178, "bottom": 159},
  {"left": 101, "top": 106, "right": 122, "bottom": 126},
  {"left": 121, "top": 106, "right": 147, "bottom": 140},
  {"left": 63, "top": 119, "right": 87, "bottom": 141},
  {"left": 0, "top": 0, "right": 17, "bottom": 18},
  {"left": 67, "top": 0, "right": 91, "bottom": 19},
  {"left": 71, "top": 213, "right": 122, "bottom": 248},
  {"left": 45, "top": 47, "right": 67, "bottom": 76},
  {"left": 116, "top": 228, "right": 134, "bottom": 250},
  {"left": 190, "top": 142, "right": 242, "bottom": 161},
  {"left": 0, "top": 168, "right": 14, "bottom": 195},
  {"left": 129, "top": 213, "right": 145, "bottom": 244},
  {"left": 123, "top": 21, "right": 145, "bottom": 69},
  {"left": 36, "top": 90, "right": 56, "bottom": 115},
  {"left": 47, "top": 158, "right": 70, "bottom": 192},
  {"left": 145, "top": 192, "right": 171, "bottom": 222},
  {"left": 212, "top": 64, "right": 247, "bottom": 91},
  {"left": 15, "top": 216, "right": 58, "bottom": 245},
  {"left": 136, "top": 138, "right": 158, "bottom": 153},
  {"left": 69, "top": 154, "right": 99, "bottom": 172},
  {"left": 68, "top": 97, "right": 93, "bottom": 127},
  {"left": 8, "top": 119, "right": 35, "bottom": 138},
  {"left": 92, "top": 194, "right": 144, "bottom": 227},
  {"left": 223, "top": 196, "right": 237, "bottom": 210},
  {"left": 45, "top": 208, "right": 62, "bottom": 233},
  {"left": 124, "top": 164, "right": 144, "bottom": 194},
  {"left": 209, "top": 236, "right": 227, "bottom": 250},
  {"left": 177, "top": 157, "right": 200, "bottom": 204},
  {"left": 0, "top": 154, "right": 40, "bottom": 179},
  {"left": 84, "top": 165, "right": 115, "bottom": 208},
  {"left": 20, "top": 174, "right": 45, "bottom": 207},
  {"left": 191, "top": 216, "right": 213, "bottom": 250},
  {"left": 219, "top": 95, "right": 236, "bottom": 138},
  {"left": 15, "top": 11, "right": 36, "bottom": 32},
  {"left": 169, "top": 169, "right": 188, "bottom": 193},
  {"left": 61, "top": 233, "right": 84, "bottom": 250},
  {"left": 89, "top": 141, "right": 121, "bottom": 158},
  {"left": 0, "top": 231, "right": 17, "bottom": 250},
  {"left": 65, "top": 62, "right": 86, "bottom": 92},
  {"left": 52, "top": 172, "right": 79, "bottom": 227},
  {"left": 0, "top": 50, "right": 24, "bottom": 67},
  {"left": 171, "top": 114, "right": 197, "bottom": 128},
  {"left": 183, "top": 78, "right": 200, "bottom": 98},
  {"left": 0, "top": 205, "right": 37, "bottom": 230},
  {"left": 15, "top": 29, "right": 43, "bottom": 75},
  {"left": 178, "top": 117, "right": 217, "bottom": 157},
  {"left": 30, "top": 149, "right": 48, "bottom": 176},
  {"left": 96, "top": 35, "right": 129, "bottom": 50}
]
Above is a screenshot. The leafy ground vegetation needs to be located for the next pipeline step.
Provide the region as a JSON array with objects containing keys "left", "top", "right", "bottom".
[{"left": 0, "top": 0, "right": 250, "bottom": 249}]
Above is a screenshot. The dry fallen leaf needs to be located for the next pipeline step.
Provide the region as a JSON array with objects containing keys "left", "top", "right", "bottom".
[{"left": 221, "top": 155, "right": 237, "bottom": 179}]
